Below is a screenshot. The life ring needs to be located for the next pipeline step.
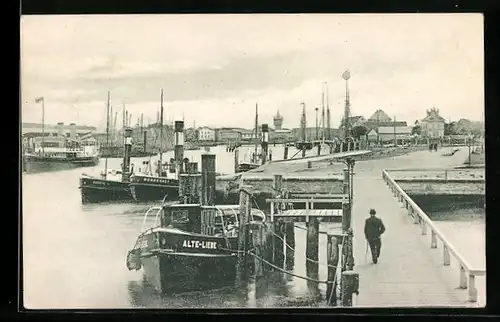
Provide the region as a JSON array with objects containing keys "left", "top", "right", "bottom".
[{"left": 111, "top": 169, "right": 117, "bottom": 175}]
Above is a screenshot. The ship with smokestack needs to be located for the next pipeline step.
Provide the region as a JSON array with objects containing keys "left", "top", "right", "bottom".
[
  {"left": 22, "top": 99, "right": 100, "bottom": 174},
  {"left": 129, "top": 89, "right": 183, "bottom": 202},
  {"left": 79, "top": 91, "right": 135, "bottom": 203}
]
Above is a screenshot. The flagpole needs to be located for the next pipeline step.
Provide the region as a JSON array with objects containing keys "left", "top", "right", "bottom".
[
  {"left": 42, "top": 98, "right": 45, "bottom": 155},
  {"left": 35, "top": 97, "right": 45, "bottom": 155}
]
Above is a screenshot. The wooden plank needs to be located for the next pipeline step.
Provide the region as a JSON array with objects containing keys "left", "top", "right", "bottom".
[
  {"left": 265, "top": 198, "right": 346, "bottom": 203},
  {"left": 289, "top": 193, "right": 348, "bottom": 199}
]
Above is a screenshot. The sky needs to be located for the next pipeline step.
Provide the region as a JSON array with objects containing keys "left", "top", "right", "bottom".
[{"left": 21, "top": 14, "right": 484, "bottom": 131}]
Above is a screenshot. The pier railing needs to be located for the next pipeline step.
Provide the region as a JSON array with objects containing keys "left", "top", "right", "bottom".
[
  {"left": 383, "top": 167, "right": 485, "bottom": 182},
  {"left": 382, "top": 169, "right": 486, "bottom": 303}
]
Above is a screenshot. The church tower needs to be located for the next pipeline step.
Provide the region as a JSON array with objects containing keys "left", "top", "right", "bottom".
[{"left": 273, "top": 110, "right": 283, "bottom": 130}]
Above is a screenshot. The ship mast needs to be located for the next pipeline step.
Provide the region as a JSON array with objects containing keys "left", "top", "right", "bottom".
[
  {"left": 159, "top": 89, "right": 164, "bottom": 175},
  {"left": 104, "top": 91, "right": 110, "bottom": 180},
  {"left": 321, "top": 85, "right": 325, "bottom": 142},
  {"left": 326, "top": 82, "right": 331, "bottom": 140},
  {"left": 254, "top": 103, "right": 259, "bottom": 163}
]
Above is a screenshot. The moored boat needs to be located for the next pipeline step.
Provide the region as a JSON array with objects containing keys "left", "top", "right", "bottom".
[{"left": 126, "top": 202, "right": 265, "bottom": 293}]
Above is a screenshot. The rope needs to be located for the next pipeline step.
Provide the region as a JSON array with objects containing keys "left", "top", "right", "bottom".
[
  {"left": 293, "top": 224, "right": 330, "bottom": 235},
  {"left": 247, "top": 251, "right": 328, "bottom": 284}
]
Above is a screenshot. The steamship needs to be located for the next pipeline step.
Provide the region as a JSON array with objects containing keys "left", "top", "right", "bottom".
[
  {"left": 126, "top": 202, "right": 265, "bottom": 293},
  {"left": 129, "top": 163, "right": 180, "bottom": 202},
  {"left": 23, "top": 135, "right": 99, "bottom": 173},
  {"left": 78, "top": 92, "right": 134, "bottom": 203}
]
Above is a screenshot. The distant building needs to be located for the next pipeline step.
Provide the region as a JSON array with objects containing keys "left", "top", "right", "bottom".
[
  {"left": 376, "top": 126, "right": 413, "bottom": 144},
  {"left": 420, "top": 107, "right": 445, "bottom": 138},
  {"left": 290, "top": 127, "right": 340, "bottom": 141},
  {"left": 216, "top": 128, "right": 242, "bottom": 142},
  {"left": 368, "top": 110, "right": 392, "bottom": 123},
  {"left": 240, "top": 128, "right": 255, "bottom": 141},
  {"left": 273, "top": 110, "right": 284, "bottom": 130},
  {"left": 198, "top": 126, "right": 215, "bottom": 141},
  {"left": 365, "top": 120, "right": 407, "bottom": 131},
  {"left": 271, "top": 128, "right": 293, "bottom": 142}
]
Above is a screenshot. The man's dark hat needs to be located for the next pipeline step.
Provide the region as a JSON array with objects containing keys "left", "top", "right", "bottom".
[{"left": 369, "top": 209, "right": 376, "bottom": 215}]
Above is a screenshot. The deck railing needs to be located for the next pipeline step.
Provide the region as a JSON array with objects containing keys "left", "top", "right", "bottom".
[{"left": 382, "top": 169, "right": 486, "bottom": 303}]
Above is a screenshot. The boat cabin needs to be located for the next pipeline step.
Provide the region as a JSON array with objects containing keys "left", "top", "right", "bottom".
[{"left": 145, "top": 203, "right": 265, "bottom": 237}]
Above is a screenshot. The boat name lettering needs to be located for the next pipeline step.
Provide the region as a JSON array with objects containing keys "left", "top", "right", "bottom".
[
  {"left": 92, "top": 181, "right": 106, "bottom": 185},
  {"left": 182, "top": 240, "right": 217, "bottom": 249}
]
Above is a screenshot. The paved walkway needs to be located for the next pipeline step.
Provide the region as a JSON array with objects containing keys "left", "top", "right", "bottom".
[{"left": 351, "top": 175, "right": 476, "bottom": 307}]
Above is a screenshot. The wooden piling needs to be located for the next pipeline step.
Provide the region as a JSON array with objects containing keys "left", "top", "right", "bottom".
[
  {"left": 306, "top": 218, "right": 319, "bottom": 274},
  {"left": 236, "top": 184, "right": 253, "bottom": 285},
  {"left": 326, "top": 235, "right": 339, "bottom": 306},
  {"left": 283, "top": 145, "right": 289, "bottom": 159},
  {"left": 307, "top": 161, "right": 312, "bottom": 169},
  {"left": 262, "top": 224, "right": 274, "bottom": 273},
  {"left": 273, "top": 221, "right": 285, "bottom": 268},
  {"left": 342, "top": 169, "right": 352, "bottom": 231},
  {"left": 251, "top": 223, "right": 264, "bottom": 278},
  {"left": 317, "top": 144, "right": 321, "bottom": 156},
  {"left": 234, "top": 149, "right": 239, "bottom": 174},
  {"left": 201, "top": 153, "right": 216, "bottom": 206},
  {"left": 284, "top": 222, "right": 295, "bottom": 270},
  {"left": 341, "top": 270, "right": 359, "bottom": 307}
]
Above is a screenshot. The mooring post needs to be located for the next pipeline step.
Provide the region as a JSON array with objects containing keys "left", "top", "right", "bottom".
[
  {"left": 345, "top": 228, "right": 355, "bottom": 270},
  {"left": 326, "top": 235, "right": 339, "bottom": 306},
  {"left": 307, "top": 161, "right": 312, "bottom": 169},
  {"left": 341, "top": 270, "right": 359, "bottom": 307},
  {"left": 306, "top": 217, "right": 319, "bottom": 274},
  {"left": 342, "top": 169, "right": 352, "bottom": 231},
  {"left": 274, "top": 221, "right": 285, "bottom": 269},
  {"left": 284, "top": 221, "right": 295, "bottom": 271},
  {"left": 234, "top": 149, "right": 239, "bottom": 173},
  {"left": 271, "top": 174, "right": 283, "bottom": 268},
  {"left": 283, "top": 145, "right": 289, "bottom": 160},
  {"left": 201, "top": 153, "right": 216, "bottom": 206},
  {"left": 236, "top": 185, "right": 253, "bottom": 285},
  {"left": 252, "top": 223, "right": 264, "bottom": 278},
  {"left": 317, "top": 143, "right": 321, "bottom": 156}
]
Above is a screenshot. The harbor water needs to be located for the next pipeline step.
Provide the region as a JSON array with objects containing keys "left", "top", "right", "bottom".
[{"left": 22, "top": 146, "right": 485, "bottom": 308}]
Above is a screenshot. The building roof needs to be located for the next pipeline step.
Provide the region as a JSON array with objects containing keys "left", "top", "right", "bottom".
[
  {"left": 421, "top": 107, "right": 446, "bottom": 122},
  {"left": 368, "top": 110, "right": 392, "bottom": 122},
  {"left": 377, "top": 126, "right": 412, "bottom": 134},
  {"left": 365, "top": 121, "right": 407, "bottom": 130}
]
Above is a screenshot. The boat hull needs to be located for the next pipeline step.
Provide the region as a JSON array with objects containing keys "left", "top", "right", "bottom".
[
  {"left": 134, "top": 228, "right": 238, "bottom": 293},
  {"left": 79, "top": 176, "right": 133, "bottom": 203},
  {"left": 23, "top": 156, "right": 99, "bottom": 174},
  {"left": 129, "top": 176, "right": 179, "bottom": 202},
  {"left": 237, "top": 162, "right": 260, "bottom": 173}
]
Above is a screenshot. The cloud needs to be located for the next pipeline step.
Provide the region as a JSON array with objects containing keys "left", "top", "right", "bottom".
[{"left": 20, "top": 14, "right": 484, "bottom": 128}]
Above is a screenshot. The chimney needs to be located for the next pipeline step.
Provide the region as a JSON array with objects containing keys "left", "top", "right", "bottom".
[
  {"left": 70, "top": 123, "right": 76, "bottom": 139},
  {"left": 56, "top": 122, "right": 64, "bottom": 137}
]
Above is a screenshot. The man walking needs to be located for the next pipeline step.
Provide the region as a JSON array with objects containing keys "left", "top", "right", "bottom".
[{"left": 364, "top": 209, "right": 386, "bottom": 264}]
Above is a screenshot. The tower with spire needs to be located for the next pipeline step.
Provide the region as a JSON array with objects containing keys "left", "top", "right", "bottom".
[{"left": 273, "top": 110, "right": 283, "bottom": 130}]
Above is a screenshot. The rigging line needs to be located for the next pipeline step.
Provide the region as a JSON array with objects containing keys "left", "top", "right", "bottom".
[{"left": 247, "top": 251, "right": 328, "bottom": 284}]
